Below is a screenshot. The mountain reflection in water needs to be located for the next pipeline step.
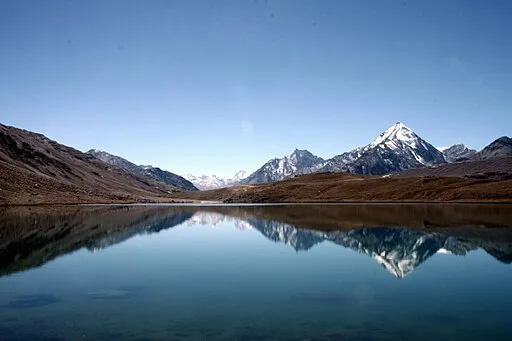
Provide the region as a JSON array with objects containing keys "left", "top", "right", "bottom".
[{"left": 0, "top": 204, "right": 511, "bottom": 278}]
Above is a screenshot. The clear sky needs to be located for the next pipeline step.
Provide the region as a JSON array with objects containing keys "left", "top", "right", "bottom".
[{"left": 1, "top": 0, "right": 510, "bottom": 177}]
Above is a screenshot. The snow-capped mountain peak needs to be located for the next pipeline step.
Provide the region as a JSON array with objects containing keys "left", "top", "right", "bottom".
[
  {"left": 231, "top": 170, "right": 248, "bottom": 182},
  {"left": 367, "top": 122, "right": 419, "bottom": 150},
  {"left": 240, "top": 149, "right": 324, "bottom": 185},
  {"left": 441, "top": 144, "right": 476, "bottom": 163},
  {"left": 318, "top": 122, "right": 446, "bottom": 175}
]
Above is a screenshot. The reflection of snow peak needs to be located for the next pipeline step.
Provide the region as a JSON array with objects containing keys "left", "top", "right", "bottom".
[
  {"left": 186, "top": 212, "right": 252, "bottom": 230},
  {"left": 372, "top": 251, "right": 418, "bottom": 279},
  {"left": 186, "top": 212, "right": 226, "bottom": 227},
  {"left": 185, "top": 212, "right": 478, "bottom": 278}
]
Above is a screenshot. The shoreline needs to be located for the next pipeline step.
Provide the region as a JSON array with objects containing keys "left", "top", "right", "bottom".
[{"left": 2, "top": 199, "right": 512, "bottom": 207}]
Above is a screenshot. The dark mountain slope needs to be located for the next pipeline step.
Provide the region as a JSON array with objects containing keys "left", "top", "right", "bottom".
[
  {"left": 475, "top": 136, "right": 512, "bottom": 160},
  {"left": 240, "top": 149, "right": 324, "bottom": 184},
  {"left": 87, "top": 149, "right": 197, "bottom": 191},
  {"left": 442, "top": 144, "right": 476, "bottom": 163}
]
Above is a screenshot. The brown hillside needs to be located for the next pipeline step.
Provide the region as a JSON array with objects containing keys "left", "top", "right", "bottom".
[
  {"left": 0, "top": 123, "right": 178, "bottom": 205},
  {"left": 394, "top": 157, "right": 512, "bottom": 179},
  {"left": 174, "top": 172, "right": 512, "bottom": 203}
]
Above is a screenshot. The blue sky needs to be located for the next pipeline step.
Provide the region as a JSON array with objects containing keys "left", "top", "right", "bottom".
[{"left": 1, "top": 0, "right": 510, "bottom": 177}]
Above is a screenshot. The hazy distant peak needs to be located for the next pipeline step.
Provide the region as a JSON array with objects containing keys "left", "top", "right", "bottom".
[{"left": 184, "top": 170, "right": 249, "bottom": 190}]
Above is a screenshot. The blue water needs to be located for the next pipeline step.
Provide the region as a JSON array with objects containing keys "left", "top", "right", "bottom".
[{"left": 0, "top": 206, "right": 511, "bottom": 340}]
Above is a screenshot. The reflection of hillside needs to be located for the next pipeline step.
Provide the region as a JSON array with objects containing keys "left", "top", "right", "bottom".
[
  {"left": 0, "top": 206, "right": 195, "bottom": 276},
  {"left": 0, "top": 204, "right": 511, "bottom": 278},
  {"left": 87, "top": 211, "right": 195, "bottom": 251}
]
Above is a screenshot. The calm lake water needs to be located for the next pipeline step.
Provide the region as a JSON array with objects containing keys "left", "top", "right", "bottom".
[{"left": 0, "top": 204, "right": 511, "bottom": 341}]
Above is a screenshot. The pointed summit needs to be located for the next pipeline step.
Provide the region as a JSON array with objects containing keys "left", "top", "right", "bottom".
[
  {"left": 289, "top": 149, "right": 315, "bottom": 159},
  {"left": 368, "top": 122, "right": 416, "bottom": 149},
  {"left": 319, "top": 122, "right": 446, "bottom": 175}
]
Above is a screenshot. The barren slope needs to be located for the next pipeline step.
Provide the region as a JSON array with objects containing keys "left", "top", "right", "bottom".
[
  {"left": 0, "top": 123, "right": 180, "bottom": 205},
  {"left": 394, "top": 157, "right": 512, "bottom": 179},
  {"left": 174, "top": 172, "right": 512, "bottom": 203}
]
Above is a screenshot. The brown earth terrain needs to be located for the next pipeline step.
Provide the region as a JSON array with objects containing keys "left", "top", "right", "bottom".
[
  {"left": 394, "top": 157, "right": 512, "bottom": 180},
  {"left": 0, "top": 123, "right": 183, "bottom": 205},
  {"left": 174, "top": 172, "right": 512, "bottom": 203},
  {"left": 194, "top": 204, "right": 512, "bottom": 230}
]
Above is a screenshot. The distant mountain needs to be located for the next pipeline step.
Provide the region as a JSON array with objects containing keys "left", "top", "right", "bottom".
[
  {"left": 238, "top": 122, "right": 447, "bottom": 183},
  {"left": 441, "top": 144, "right": 476, "bottom": 163},
  {"left": 475, "top": 136, "right": 512, "bottom": 160},
  {"left": 319, "top": 122, "right": 446, "bottom": 175},
  {"left": 0, "top": 123, "right": 189, "bottom": 205},
  {"left": 87, "top": 150, "right": 197, "bottom": 191},
  {"left": 231, "top": 170, "right": 249, "bottom": 184},
  {"left": 185, "top": 174, "right": 227, "bottom": 190},
  {"left": 194, "top": 122, "right": 507, "bottom": 185},
  {"left": 185, "top": 170, "right": 248, "bottom": 190},
  {"left": 241, "top": 149, "right": 324, "bottom": 184}
]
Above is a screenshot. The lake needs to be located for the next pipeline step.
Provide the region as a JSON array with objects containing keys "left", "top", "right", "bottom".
[{"left": 0, "top": 204, "right": 511, "bottom": 340}]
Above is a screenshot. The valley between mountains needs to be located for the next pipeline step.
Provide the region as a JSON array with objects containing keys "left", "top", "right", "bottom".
[{"left": 0, "top": 121, "right": 511, "bottom": 205}]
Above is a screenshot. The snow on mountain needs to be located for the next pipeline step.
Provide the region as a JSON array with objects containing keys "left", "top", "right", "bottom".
[
  {"left": 231, "top": 170, "right": 248, "bottom": 183},
  {"left": 185, "top": 174, "right": 227, "bottom": 190},
  {"left": 185, "top": 170, "right": 248, "bottom": 190},
  {"left": 319, "top": 122, "right": 446, "bottom": 175},
  {"left": 240, "top": 149, "right": 324, "bottom": 184},
  {"left": 441, "top": 144, "right": 476, "bottom": 163},
  {"left": 185, "top": 123, "right": 507, "bottom": 186}
]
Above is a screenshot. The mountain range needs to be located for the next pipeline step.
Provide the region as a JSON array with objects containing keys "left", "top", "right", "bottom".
[
  {"left": 88, "top": 123, "right": 512, "bottom": 190},
  {"left": 205, "top": 122, "right": 509, "bottom": 188},
  {"left": 184, "top": 170, "right": 248, "bottom": 190},
  {"left": 1, "top": 121, "right": 510, "bottom": 199}
]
